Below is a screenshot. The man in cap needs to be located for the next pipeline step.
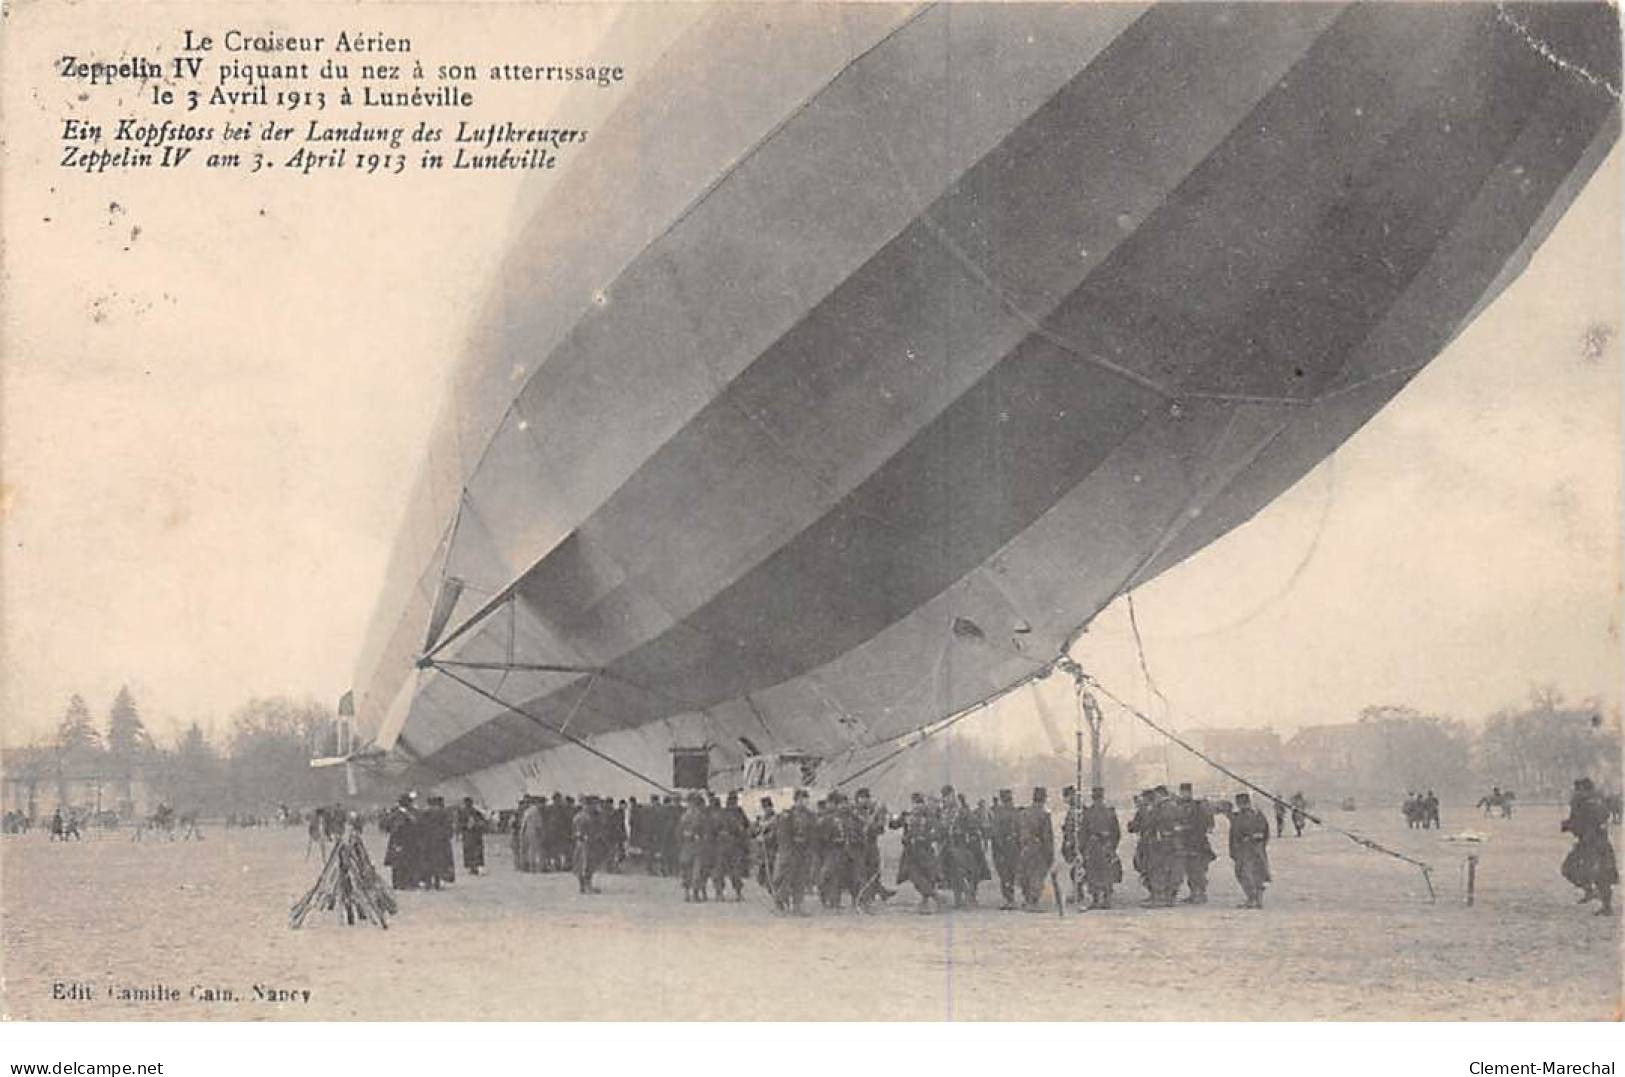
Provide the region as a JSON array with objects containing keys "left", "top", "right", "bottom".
[
  {"left": 1142, "top": 786, "right": 1184, "bottom": 908},
  {"left": 990, "top": 788, "right": 1021, "bottom": 910},
  {"left": 382, "top": 792, "right": 419, "bottom": 890},
  {"left": 817, "top": 791, "right": 853, "bottom": 909},
  {"left": 678, "top": 793, "right": 707, "bottom": 902},
  {"left": 1061, "top": 786, "right": 1085, "bottom": 907},
  {"left": 1017, "top": 787, "right": 1055, "bottom": 912},
  {"left": 699, "top": 793, "right": 724, "bottom": 899},
  {"left": 852, "top": 788, "right": 894, "bottom": 908},
  {"left": 1226, "top": 792, "right": 1271, "bottom": 909},
  {"left": 891, "top": 792, "right": 944, "bottom": 913},
  {"left": 753, "top": 796, "right": 778, "bottom": 892},
  {"left": 772, "top": 788, "right": 818, "bottom": 915},
  {"left": 459, "top": 795, "right": 488, "bottom": 876},
  {"left": 939, "top": 785, "right": 975, "bottom": 908},
  {"left": 1081, "top": 786, "right": 1123, "bottom": 910},
  {"left": 571, "top": 795, "right": 601, "bottom": 894},
  {"left": 1177, "top": 782, "right": 1215, "bottom": 904},
  {"left": 1127, "top": 790, "right": 1154, "bottom": 897},
  {"left": 716, "top": 791, "right": 751, "bottom": 901},
  {"left": 1562, "top": 777, "right": 1616, "bottom": 915}
]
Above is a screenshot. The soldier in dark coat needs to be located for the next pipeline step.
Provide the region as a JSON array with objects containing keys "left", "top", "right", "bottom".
[
  {"left": 1081, "top": 786, "right": 1123, "bottom": 910},
  {"left": 959, "top": 794, "right": 990, "bottom": 901},
  {"left": 1562, "top": 777, "right": 1617, "bottom": 914},
  {"left": 716, "top": 791, "right": 751, "bottom": 900},
  {"left": 572, "top": 797, "right": 600, "bottom": 894},
  {"left": 852, "top": 788, "right": 892, "bottom": 908},
  {"left": 1017, "top": 787, "right": 1054, "bottom": 912},
  {"left": 891, "top": 792, "right": 943, "bottom": 913},
  {"left": 678, "top": 793, "right": 707, "bottom": 902},
  {"left": 1142, "top": 786, "right": 1183, "bottom": 908},
  {"left": 699, "top": 794, "right": 725, "bottom": 899},
  {"left": 425, "top": 796, "right": 455, "bottom": 887},
  {"left": 816, "top": 791, "right": 856, "bottom": 909},
  {"left": 772, "top": 788, "right": 817, "bottom": 915},
  {"left": 753, "top": 797, "right": 778, "bottom": 891},
  {"left": 990, "top": 788, "right": 1021, "bottom": 910},
  {"left": 1127, "top": 790, "right": 1153, "bottom": 896},
  {"left": 382, "top": 793, "right": 419, "bottom": 890},
  {"left": 939, "top": 785, "right": 981, "bottom": 908},
  {"left": 1227, "top": 792, "right": 1271, "bottom": 908},
  {"left": 1061, "top": 786, "right": 1086, "bottom": 906},
  {"left": 1177, "top": 783, "right": 1215, "bottom": 904},
  {"left": 459, "top": 796, "right": 487, "bottom": 875}
]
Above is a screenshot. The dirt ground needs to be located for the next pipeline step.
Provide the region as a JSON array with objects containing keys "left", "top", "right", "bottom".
[{"left": 1, "top": 802, "right": 1617, "bottom": 1021}]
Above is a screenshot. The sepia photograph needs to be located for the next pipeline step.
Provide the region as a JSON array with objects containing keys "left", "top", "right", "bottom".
[{"left": 1, "top": 0, "right": 1620, "bottom": 1040}]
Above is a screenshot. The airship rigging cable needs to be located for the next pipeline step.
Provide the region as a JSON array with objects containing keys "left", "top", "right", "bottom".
[
  {"left": 430, "top": 662, "right": 674, "bottom": 795},
  {"left": 1087, "top": 608, "right": 1438, "bottom": 900}
]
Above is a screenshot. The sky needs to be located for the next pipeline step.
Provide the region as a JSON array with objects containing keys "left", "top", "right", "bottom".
[{"left": 1, "top": 4, "right": 1619, "bottom": 754}]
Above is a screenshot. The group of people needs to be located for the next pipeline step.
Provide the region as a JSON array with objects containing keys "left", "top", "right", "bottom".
[
  {"left": 510, "top": 793, "right": 646, "bottom": 879},
  {"left": 757, "top": 787, "right": 895, "bottom": 914},
  {"left": 381, "top": 793, "right": 487, "bottom": 891},
  {"left": 762, "top": 782, "right": 1275, "bottom": 915},
  {"left": 367, "top": 775, "right": 1623, "bottom": 922},
  {"left": 1401, "top": 790, "right": 1442, "bottom": 829}
]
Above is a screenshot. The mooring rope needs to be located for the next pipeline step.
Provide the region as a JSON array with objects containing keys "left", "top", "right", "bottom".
[{"left": 1077, "top": 670, "right": 1436, "bottom": 898}]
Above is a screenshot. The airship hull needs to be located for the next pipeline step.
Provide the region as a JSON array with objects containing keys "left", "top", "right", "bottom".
[{"left": 352, "top": 3, "right": 1621, "bottom": 805}]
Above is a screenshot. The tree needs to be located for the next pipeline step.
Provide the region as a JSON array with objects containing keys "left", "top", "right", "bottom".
[
  {"left": 224, "top": 697, "right": 340, "bottom": 808},
  {"left": 1354, "top": 704, "right": 1473, "bottom": 795},
  {"left": 158, "top": 721, "right": 226, "bottom": 814},
  {"left": 1475, "top": 689, "right": 1618, "bottom": 798},
  {"left": 56, "top": 694, "right": 102, "bottom": 755},
  {"left": 106, "top": 685, "right": 152, "bottom": 760}
]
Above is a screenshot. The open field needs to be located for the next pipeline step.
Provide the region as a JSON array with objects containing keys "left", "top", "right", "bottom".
[{"left": 1, "top": 802, "right": 1617, "bottom": 1021}]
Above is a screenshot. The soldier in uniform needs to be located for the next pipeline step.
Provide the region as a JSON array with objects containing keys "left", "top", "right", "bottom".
[
  {"left": 426, "top": 796, "right": 456, "bottom": 887},
  {"left": 851, "top": 788, "right": 893, "bottom": 908},
  {"left": 1127, "top": 790, "right": 1153, "bottom": 897},
  {"left": 1293, "top": 791, "right": 1313, "bottom": 836},
  {"left": 772, "top": 788, "right": 817, "bottom": 915},
  {"left": 715, "top": 791, "right": 750, "bottom": 901},
  {"left": 382, "top": 793, "right": 418, "bottom": 890},
  {"left": 1061, "top": 786, "right": 1086, "bottom": 907},
  {"left": 1143, "top": 786, "right": 1183, "bottom": 908},
  {"left": 753, "top": 797, "right": 778, "bottom": 891},
  {"left": 1081, "top": 786, "right": 1123, "bottom": 910},
  {"left": 891, "top": 792, "right": 944, "bottom": 913},
  {"left": 459, "top": 796, "right": 487, "bottom": 876},
  {"left": 678, "top": 793, "right": 707, "bottom": 902},
  {"left": 699, "top": 794, "right": 724, "bottom": 900},
  {"left": 572, "top": 796, "right": 601, "bottom": 894},
  {"left": 1017, "top": 787, "right": 1054, "bottom": 912},
  {"left": 939, "top": 785, "right": 978, "bottom": 908},
  {"left": 1176, "top": 782, "right": 1215, "bottom": 904},
  {"left": 817, "top": 791, "right": 853, "bottom": 909},
  {"left": 959, "top": 793, "right": 990, "bottom": 904},
  {"left": 1226, "top": 792, "right": 1271, "bottom": 908},
  {"left": 1562, "top": 777, "right": 1617, "bottom": 915},
  {"left": 990, "top": 788, "right": 1021, "bottom": 910}
]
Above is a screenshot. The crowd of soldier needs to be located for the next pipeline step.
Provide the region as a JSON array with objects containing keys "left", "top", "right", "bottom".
[
  {"left": 1401, "top": 790, "right": 1442, "bottom": 829},
  {"left": 360, "top": 775, "right": 1623, "bottom": 922},
  {"left": 381, "top": 793, "right": 485, "bottom": 891}
]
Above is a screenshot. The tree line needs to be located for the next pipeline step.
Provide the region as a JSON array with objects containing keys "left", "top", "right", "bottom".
[
  {"left": 15, "top": 689, "right": 357, "bottom": 816},
  {"left": 10, "top": 682, "right": 1618, "bottom": 817}
]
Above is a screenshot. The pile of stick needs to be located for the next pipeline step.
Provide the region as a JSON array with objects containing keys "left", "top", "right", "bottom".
[{"left": 290, "top": 833, "right": 398, "bottom": 930}]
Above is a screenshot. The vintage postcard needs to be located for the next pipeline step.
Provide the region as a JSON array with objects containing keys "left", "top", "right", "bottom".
[{"left": 1, "top": 0, "right": 1620, "bottom": 1027}]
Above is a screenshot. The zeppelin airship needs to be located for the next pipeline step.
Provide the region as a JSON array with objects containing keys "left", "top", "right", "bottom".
[{"left": 349, "top": 2, "right": 1621, "bottom": 805}]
